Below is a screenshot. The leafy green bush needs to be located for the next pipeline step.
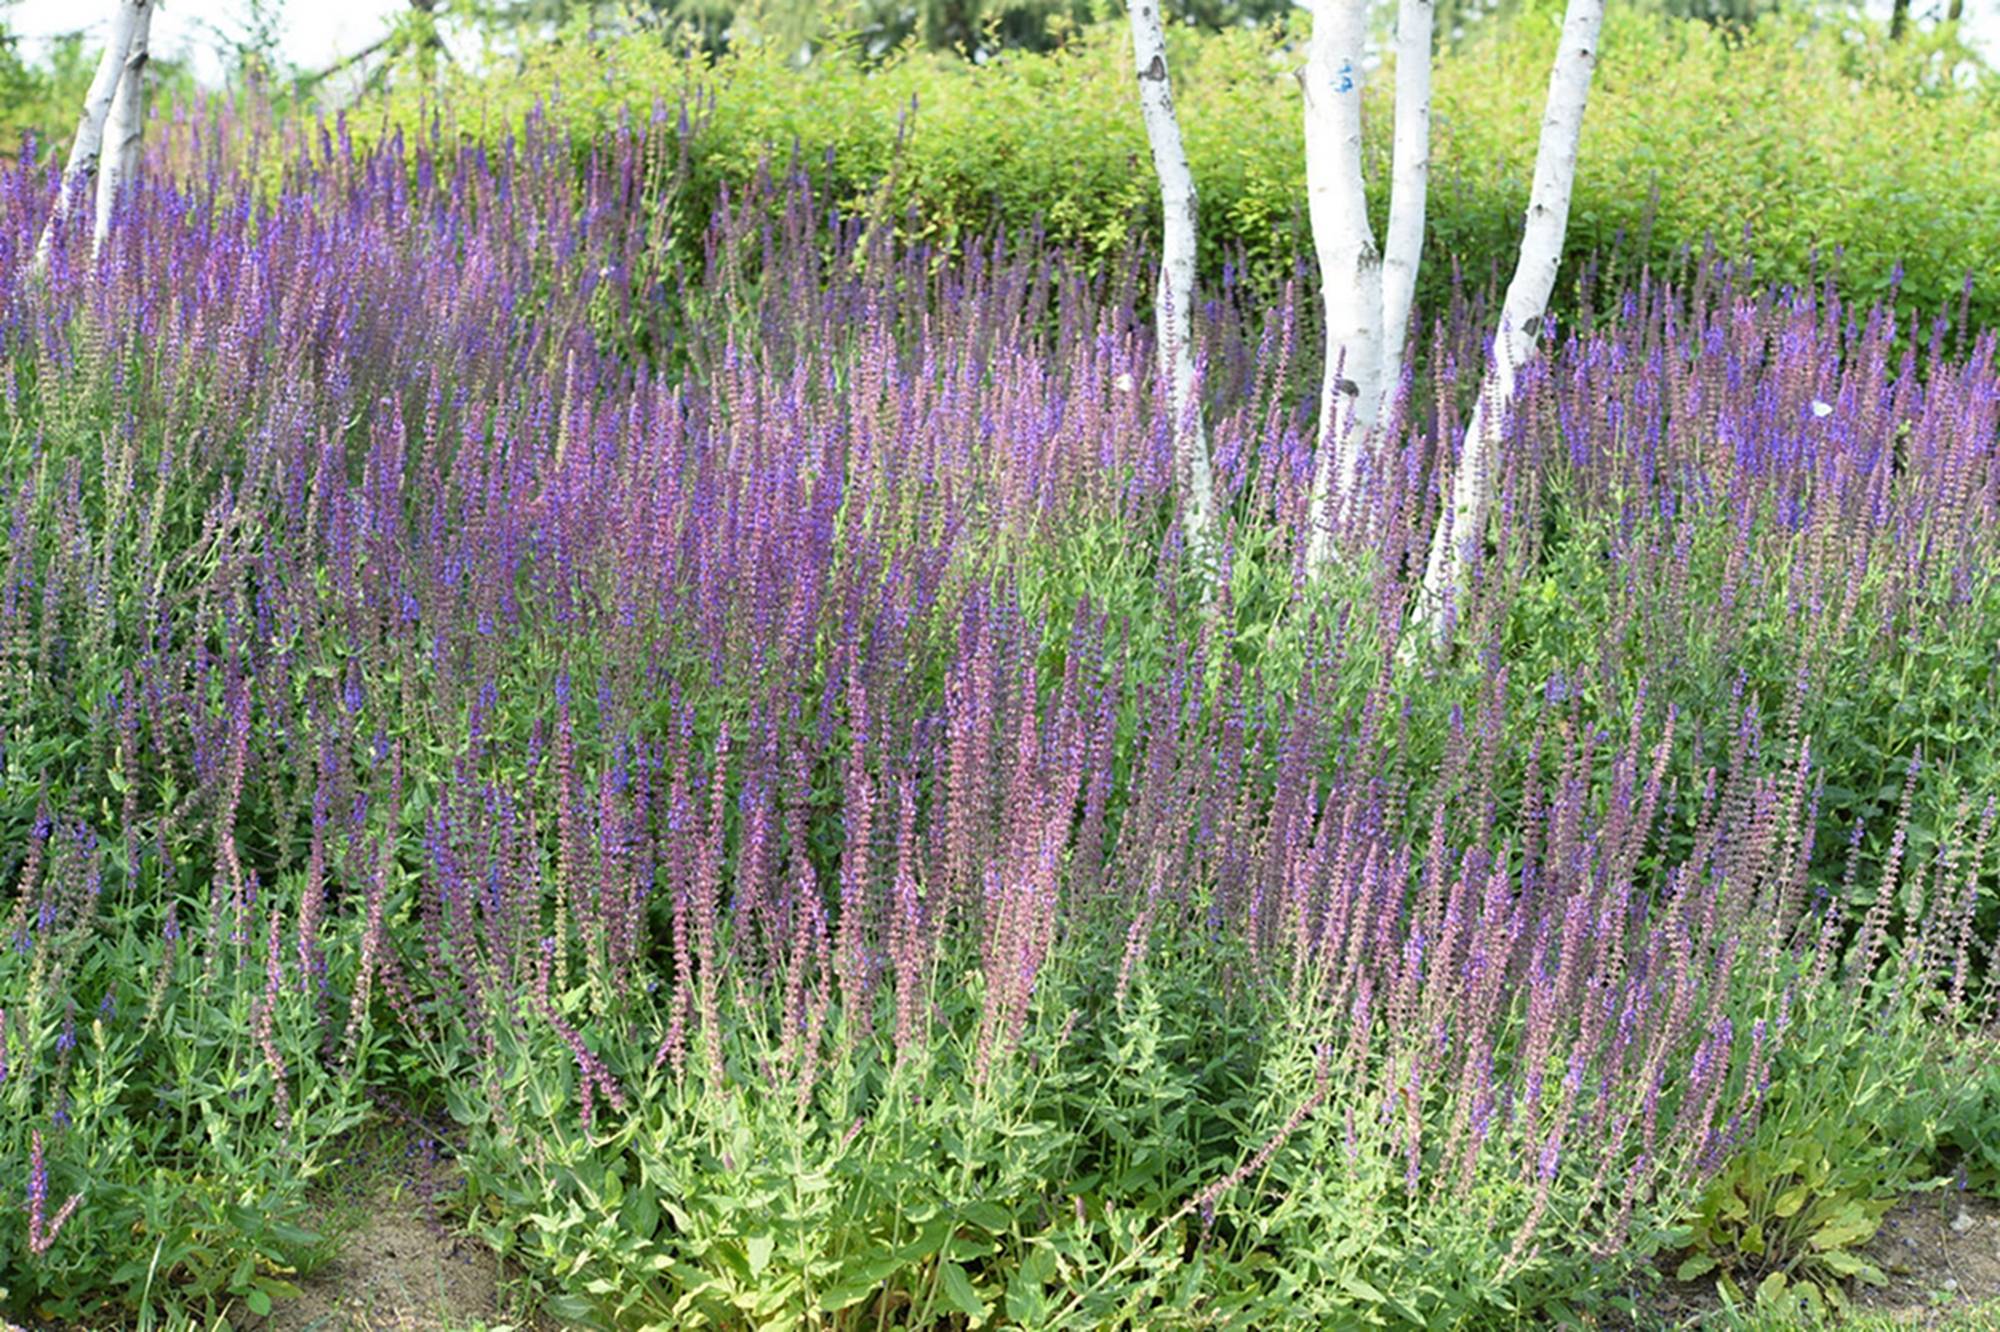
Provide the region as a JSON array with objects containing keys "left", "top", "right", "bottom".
[
  {"left": 343, "top": 8, "right": 2000, "bottom": 331},
  {"left": 445, "top": 928, "right": 1264, "bottom": 1330},
  {"left": 1436, "top": 4, "right": 2000, "bottom": 329},
  {"left": 1672, "top": 957, "right": 1964, "bottom": 1319},
  {"left": 1936, "top": 1030, "right": 2000, "bottom": 1198},
  {"left": 0, "top": 865, "right": 374, "bottom": 1325},
  {"left": 443, "top": 908, "right": 1753, "bottom": 1330},
  {"left": 0, "top": 33, "right": 200, "bottom": 167}
]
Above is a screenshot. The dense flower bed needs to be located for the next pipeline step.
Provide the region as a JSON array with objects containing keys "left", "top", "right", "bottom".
[{"left": 0, "top": 108, "right": 1996, "bottom": 1327}]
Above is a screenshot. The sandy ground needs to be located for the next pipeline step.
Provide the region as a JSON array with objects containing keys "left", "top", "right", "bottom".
[
  {"left": 1850, "top": 1189, "right": 2000, "bottom": 1325},
  {"left": 245, "top": 1133, "right": 551, "bottom": 1332},
  {"left": 1635, "top": 1190, "right": 2000, "bottom": 1329},
  {"left": 252, "top": 1207, "right": 511, "bottom": 1332}
]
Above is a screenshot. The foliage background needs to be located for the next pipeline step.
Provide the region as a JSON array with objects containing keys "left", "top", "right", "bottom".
[
  {"left": 5, "top": 3, "right": 1994, "bottom": 329},
  {"left": 316, "top": 7, "right": 2000, "bottom": 335}
]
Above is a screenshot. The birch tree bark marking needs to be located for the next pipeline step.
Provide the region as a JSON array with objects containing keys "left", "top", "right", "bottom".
[
  {"left": 1379, "top": 0, "right": 1434, "bottom": 404},
  {"left": 1415, "top": 0, "right": 1604, "bottom": 645},
  {"left": 92, "top": 0, "right": 154, "bottom": 253},
  {"left": 32, "top": 0, "right": 148, "bottom": 276},
  {"left": 1128, "top": 0, "right": 1217, "bottom": 562},
  {"left": 1301, "top": 0, "right": 1382, "bottom": 572}
]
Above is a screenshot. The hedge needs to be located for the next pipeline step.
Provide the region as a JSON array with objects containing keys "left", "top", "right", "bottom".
[{"left": 346, "top": 5, "right": 2000, "bottom": 330}]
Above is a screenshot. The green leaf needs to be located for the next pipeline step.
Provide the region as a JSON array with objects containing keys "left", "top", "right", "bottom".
[
  {"left": 1820, "top": 1249, "right": 1886, "bottom": 1284},
  {"left": 627, "top": 1188, "right": 660, "bottom": 1241},
  {"left": 946, "top": 1232, "right": 997, "bottom": 1262},
  {"left": 746, "top": 1232, "right": 775, "bottom": 1277},
  {"left": 1809, "top": 1207, "right": 1878, "bottom": 1251},
  {"left": 1007, "top": 1249, "right": 1053, "bottom": 1324},
  {"left": 444, "top": 1083, "right": 479, "bottom": 1125},
  {"left": 819, "top": 1282, "right": 880, "bottom": 1314},
  {"left": 962, "top": 1201, "right": 1011, "bottom": 1233},
  {"left": 546, "top": 1292, "right": 598, "bottom": 1322},
  {"left": 1339, "top": 1273, "right": 1388, "bottom": 1303},
  {"left": 940, "top": 1262, "right": 988, "bottom": 1323},
  {"left": 1676, "top": 1254, "right": 1718, "bottom": 1282},
  {"left": 1754, "top": 1271, "right": 1789, "bottom": 1306},
  {"left": 901, "top": 1216, "right": 953, "bottom": 1263},
  {"left": 245, "top": 1288, "right": 273, "bottom": 1317},
  {"left": 819, "top": 1255, "right": 907, "bottom": 1311}
]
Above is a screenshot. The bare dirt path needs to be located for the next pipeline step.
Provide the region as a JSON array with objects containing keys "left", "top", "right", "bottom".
[{"left": 247, "top": 1130, "right": 549, "bottom": 1332}]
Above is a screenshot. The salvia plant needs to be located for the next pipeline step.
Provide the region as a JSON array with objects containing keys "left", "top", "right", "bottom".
[{"left": 0, "top": 88, "right": 1995, "bottom": 1330}]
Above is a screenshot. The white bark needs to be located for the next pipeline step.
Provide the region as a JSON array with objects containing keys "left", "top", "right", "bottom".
[
  {"left": 1128, "top": 0, "right": 1217, "bottom": 562},
  {"left": 32, "top": 0, "right": 147, "bottom": 276},
  {"left": 1414, "top": 0, "right": 1603, "bottom": 644},
  {"left": 92, "top": 0, "right": 153, "bottom": 253},
  {"left": 1380, "top": 0, "right": 1433, "bottom": 400},
  {"left": 1300, "top": 0, "right": 1381, "bottom": 571}
]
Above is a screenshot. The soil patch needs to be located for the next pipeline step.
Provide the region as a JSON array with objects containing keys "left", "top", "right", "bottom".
[
  {"left": 1849, "top": 1189, "right": 2000, "bottom": 1325},
  {"left": 1630, "top": 1191, "right": 2000, "bottom": 1329},
  {"left": 249, "top": 1136, "right": 542, "bottom": 1332}
]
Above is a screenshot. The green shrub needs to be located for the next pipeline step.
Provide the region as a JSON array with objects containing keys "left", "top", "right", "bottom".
[
  {"left": 445, "top": 928, "right": 1266, "bottom": 1330},
  {"left": 341, "top": 9, "right": 2000, "bottom": 331},
  {"left": 1936, "top": 1030, "right": 2000, "bottom": 1198},
  {"left": 0, "top": 865, "right": 374, "bottom": 1325},
  {"left": 1437, "top": 3, "right": 2000, "bottom": 329},
  {"left": 1671, "top": 956, "right": 1966, "bottom": 1320}
]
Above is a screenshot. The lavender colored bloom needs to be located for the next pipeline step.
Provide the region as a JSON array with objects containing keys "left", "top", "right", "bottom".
[{"left": 0, "top": 103, "right": 1990, "bottom": 1310}]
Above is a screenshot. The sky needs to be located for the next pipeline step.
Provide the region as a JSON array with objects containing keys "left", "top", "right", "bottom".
[
  {"left": 3, "top": 1, "right": 424, "bottom": 86},
  {"left": 2, "top": 0, "right": 1994, "bottom": 85}
]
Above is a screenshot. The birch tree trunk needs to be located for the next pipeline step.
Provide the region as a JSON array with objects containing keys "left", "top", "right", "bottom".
[
  {"left": 31, "top": 0, "right": 148, "bottom": 276},
  {"left": 1300, "top": 0, "right": 1382, "bottom": 572},
  {"left": 1379, "top": 0, "right": 1434, "bottom": 402},
  {"left": 1128, "top": 0, "right": 1217, "bottom": 561},
  {"left": 92, "top": 0, "right": 153, "bottom": 254},
  {"left": 1414, "top": 0, "right": 1603, "bottom": 646}
]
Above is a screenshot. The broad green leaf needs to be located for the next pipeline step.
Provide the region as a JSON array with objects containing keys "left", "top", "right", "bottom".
[
  {"left": 1809, "top": 1210, "right": 1877, "bottom": 1251},
  {"left": 627, "top": 1189, "right": 660, "bottom": 1241},
  {"left": 1676, "top": 1254, "right": 1717, "bottom": 1282},
  {"left": 900, "top": 1216, "right": 953, "bottom": 1262},
  {"left": 545, "top": 1293, "right": 598, "bottom": 1322},
  {"left": 1339, "top": 1273, "right": 1388, "bottom": 1303},
  {"left": 962, "top": 1201, "right": 1011, "bottom": 1233},
  {"left": 1821, "top": 1249, "right": 1886, "bottom": 1285},
  {"left": 1007, "top": 1249, "right": 1054, "bottom": 1324},
  {"left": 819, "top": 1253, "right": 907, "bottom": 1311},
  {"left": 940, "top": 1262, "right": 988, "bottom": 1323},
  {"left": 819, "top": 1281, "right": 881, "bottom": 1313}
]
